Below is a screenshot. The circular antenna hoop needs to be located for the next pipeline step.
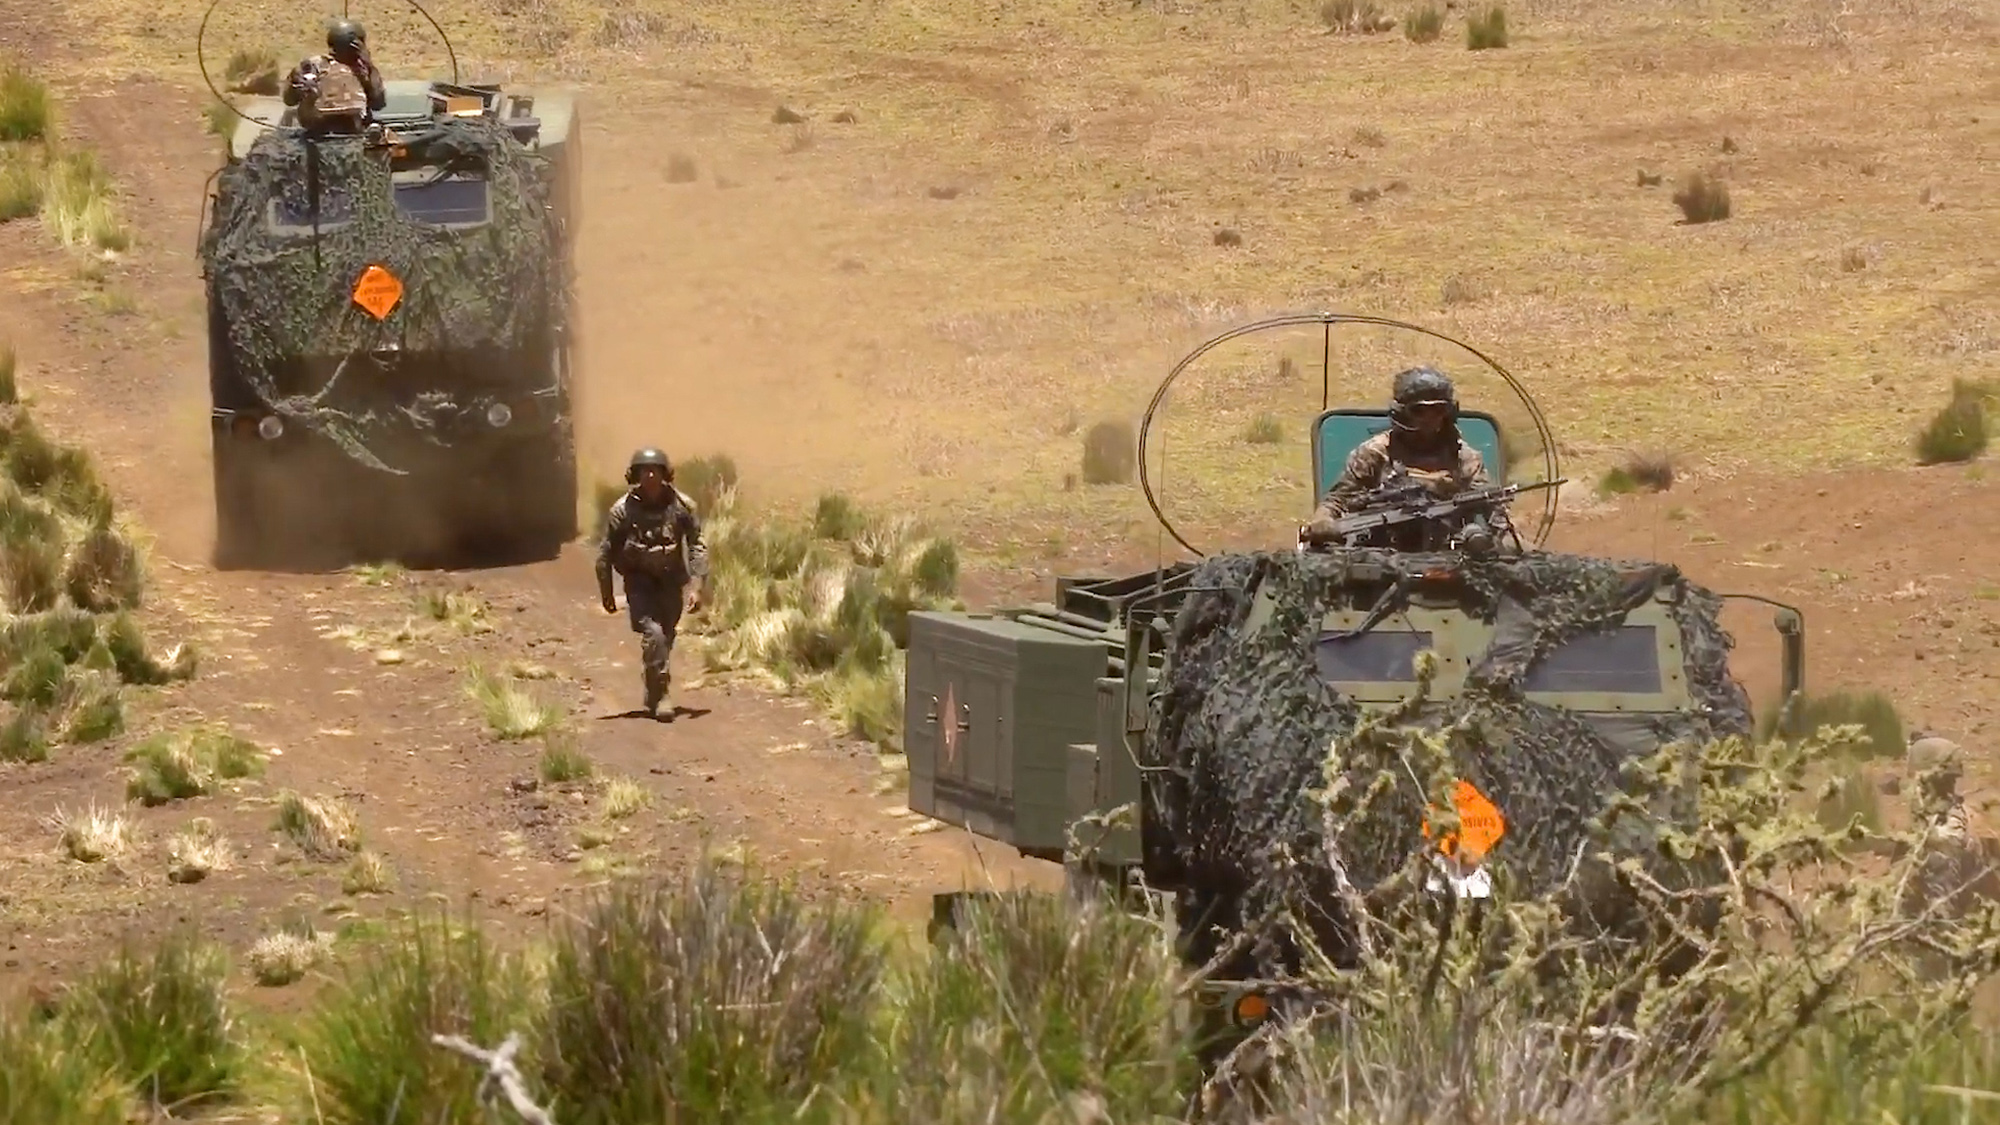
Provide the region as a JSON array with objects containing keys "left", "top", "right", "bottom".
[{"left": 1136, "top": 312, "right": 1561, "bottom": 559}]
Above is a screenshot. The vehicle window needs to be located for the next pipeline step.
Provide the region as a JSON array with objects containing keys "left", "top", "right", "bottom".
[
  {"left": 395, "top": 176, "right": 489, "bottom": 226},
  {"left": 1315, "top": 630, "right": 1433, "bottom": 683},
  {"left": 1523, "top": 625, "right": 1663, "bottom": 694},
  {"left": 267, "top": 189, "right": 357, "bottom": 232}
]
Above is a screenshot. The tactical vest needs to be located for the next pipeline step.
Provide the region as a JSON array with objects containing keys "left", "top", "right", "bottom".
[
  {"left": 297, "top": 57, "right": 369, "bottom": 129},
  {"left": 615, "top": 498, "right": 691, "bottom": 581}
]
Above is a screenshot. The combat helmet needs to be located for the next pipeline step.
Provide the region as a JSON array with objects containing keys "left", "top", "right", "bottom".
[
  {"left": 326, "top": 18, "right": 367, "bottom": 54},
  {"left": 1389, "top": 365, "right": 1459, "bottom": 430},
  {"left": 626, "top": 447, "right": 673, "bottom": 484}
]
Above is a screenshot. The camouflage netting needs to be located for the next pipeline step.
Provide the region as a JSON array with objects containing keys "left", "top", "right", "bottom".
[
  {"left": 1150, "top": 546, "right": 1755, "bottom": 974},
  {"left": 199, "top": 117, "right": 561, "bottom": 472}
]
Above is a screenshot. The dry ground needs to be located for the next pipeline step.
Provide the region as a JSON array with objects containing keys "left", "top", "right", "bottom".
[{"left": 0, "top": 0, "right": 1995, "bottom": 997}]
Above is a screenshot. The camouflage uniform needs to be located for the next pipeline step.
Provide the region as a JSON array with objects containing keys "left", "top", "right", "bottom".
[
  {"left": 595, "top": 453, "right": 708, "bottom": 715},
  {"left": 283, "top": 19, "right": 386, "bottom": 135},
  {"left": 1308, "top": 366, "right": 1506, "bottom": 550}
]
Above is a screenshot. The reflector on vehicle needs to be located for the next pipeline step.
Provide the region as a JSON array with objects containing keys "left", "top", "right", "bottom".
[{"left": 351, "top": 263, "right": 404, "bottom": 320}]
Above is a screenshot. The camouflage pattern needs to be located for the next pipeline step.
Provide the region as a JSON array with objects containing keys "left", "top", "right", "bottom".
[
  {"left": 596, "top": 486, "right": 708, "bottom": 711},
  {"left": 1312, "top": 429, "right": 1494, "bottom": 520},
  {"left": 1146, "top": 545, "right": 1754, "bottom": 977}
]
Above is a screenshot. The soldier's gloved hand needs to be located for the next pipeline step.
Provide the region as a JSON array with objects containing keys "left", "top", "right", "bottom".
[
  {"left": 685, "top": 586, "right": 704, "bottom": 615},
  {"left": 1303, "top": 515, "right": 1340, "bottom": 544},
  {"left": 601, "top": 594, "right": 618, "bottom": 614}
]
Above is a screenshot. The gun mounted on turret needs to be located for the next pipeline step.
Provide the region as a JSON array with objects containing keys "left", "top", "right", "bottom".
[{"left": 1300, "top": 476, "right": 1567, "bottom": 556}]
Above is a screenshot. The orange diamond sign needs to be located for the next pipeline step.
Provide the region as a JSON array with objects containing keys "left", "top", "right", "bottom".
[
  {"left": 1421, "top": 779, "right": 1507, "bottom": 863},
  {"left": 351, "top": 264, "right": 403, "bottom": 320}
]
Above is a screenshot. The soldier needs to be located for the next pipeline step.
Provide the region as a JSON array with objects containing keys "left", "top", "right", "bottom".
[
  {"left": 1304, "top": 366, "right": 1507, "bottom": 548},
  {"left": 595, "top": 448, "right": 708, "bottom": 717},
  {"left": 282, "top": 18, "right": 387, "bottom": 135}
]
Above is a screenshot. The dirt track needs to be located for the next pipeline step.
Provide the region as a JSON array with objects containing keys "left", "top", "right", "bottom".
[
  {"left": 0, "top": 66, "right": 1056, "bottom": 992},
  {"left": 2, "top": 0, "right": 1996, "bottom": 995}
]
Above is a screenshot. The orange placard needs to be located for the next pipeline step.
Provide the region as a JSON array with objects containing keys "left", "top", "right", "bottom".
[
  {"left": 1421, "top": 779, "right": 1507, "bottom": 863},
  {"left": 351, "top": 264, "right": 404, "bottom": 321}
]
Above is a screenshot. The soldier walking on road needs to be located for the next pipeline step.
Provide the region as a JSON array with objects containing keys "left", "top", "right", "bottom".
[{"left": 596, "top": 448, "right": 707, "bottom": 717}]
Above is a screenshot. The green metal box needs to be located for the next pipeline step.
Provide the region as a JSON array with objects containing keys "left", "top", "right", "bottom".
[{"left": 905, "top": 611, "right": 1107, "bottom": 857}]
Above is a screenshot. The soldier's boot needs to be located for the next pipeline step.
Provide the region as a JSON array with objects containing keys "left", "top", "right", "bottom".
[{"left": 642, "top": 664, "right": 666, "bottom": 716}]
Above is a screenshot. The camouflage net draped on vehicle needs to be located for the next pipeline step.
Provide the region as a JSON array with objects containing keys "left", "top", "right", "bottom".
[
  {"left": 1148, "top": 547, "right": 1755, "bottom": 974},
  {"left": 200, "top": 118, "right": 561, "bottom": 472}
]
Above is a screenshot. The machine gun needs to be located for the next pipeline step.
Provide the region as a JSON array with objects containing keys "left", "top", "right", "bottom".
[{"left": 1300, "top": 477, "right": 1566, "bottom": 555}]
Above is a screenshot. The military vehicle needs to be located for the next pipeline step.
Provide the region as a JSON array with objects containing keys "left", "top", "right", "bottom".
[
  {"left": 198, "top": 20, "right": 581, "bottom": 567},
  {"left": 903, "top": 313, "right": 1808, "bottom": 1032}
]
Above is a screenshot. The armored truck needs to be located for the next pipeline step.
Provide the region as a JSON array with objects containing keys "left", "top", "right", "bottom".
[
  {"left": 200, "top": 78, "right": 582, "bottom": 567},
  {"left": 903, "top": 314, "right": 1808, "bottom": 1034}
]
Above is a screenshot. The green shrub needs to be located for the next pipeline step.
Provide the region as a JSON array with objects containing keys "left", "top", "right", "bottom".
[
  {"left": 123, "top": 724, "right": 264, "bottom": 806},
  {"left": 58, "top": 930, "right": 243, "bottom": 1110},
  {"left": 287, "top": 911, "right": 539, "bottom": 1125},
  {"left": 848, "top": 890, "right": 1197, "bottom": 1121},
  {"left": 0, "top": 61, "right": 51, "bottom": 143},
  {"left": 1081, "top": 418, "right": 1136, "bottom": 485},
  {"left": 1914, "top": 377, "right": 1991, "bottom": 465},
  {"left": 1763, "top": 688, "right": 1905, "bottom": 759},
  {"left": 0, "top": 1013, "right": 132, "bottom": 1125},
  {"left": 1466, "top": 3, "right": 1508, "bottom": 47},
  {"left": 1673, "top": 170, "right": 1732, "bottom": 223},
  {"left": 1404, "top": 1, "right": 1444, "bottom": 41},
  {"left": 536, "top": 861, "right": 886, "bottom": 1123},
  {"left": 1244, "top": 412, "right": 1285, "bottom": 445}
]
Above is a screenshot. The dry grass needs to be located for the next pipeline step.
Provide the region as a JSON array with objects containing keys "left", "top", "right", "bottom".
[
  {"left": 246, "top": 928, "right": 331, "bottom": 986},
  {"left": 538, "top": 728, "right": 594, "bottom": 782},
  {"left": 123, "top": 724, "right": 263, "bottom": 805},
  {"left": 166, "top": 817, "right": 232, "bottom": 883},
  {"left": 463, "top": 663, "right": 563, "bottom": 739},
  {"left": 47, "top": 802, "right": 130, "bottom": 862},
  {"left": 341, "top": 850, "right": 394, "bottom": 895},
  {"left": 0, "top": 60, "right": 51, "bottom": 142},
  {"left": 600, "top": 775, "right": 651, "bottom": 820},
  {"left": 274, "top": 790, "right": 361, "bottom": 859}
]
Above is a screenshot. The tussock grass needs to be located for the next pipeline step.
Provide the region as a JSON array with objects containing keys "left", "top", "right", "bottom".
[
  {"left": 1764, "top": 687, "right": 1905, "bottom": 759},
  {"left": 0, "top": 61, "right": 51, "bottom": 143},
  {"left": 123, "top": 724, "right": 263, "bottom": 805},
  {"left": 284, "top": 910, "right": 537, "bottom": 1125},
  {"left": 1466, "top": 3, "right": 1508, "bottom": 48},
  {"left": 247, "top": 929, "right": 331, "bottom": 987},
  {"left": 1599, "top": 450, "right": 1678, "bottom": 495},
  {"left": 695, "top": 482, "right": 960, "bottom": 751},
  {"left": 48, "top": 802, "right": 129, "bottom": 862},
  {"left": 341, "top": 850, "right": 394, "bottom": 895},
  {"left": 1673, "top": 170, "right": 1732, "bottom": 223},
  {"left": 1081, "top": 418, "right": 1137, "bottom": 485},
  {"left": 57, "top": 930, "right": 243, "bottom": 1109},
  {"left": 0, "top": 1012, "right": 134, "bottom": 1124},
  {"left": 36, "top": 148, "right": 129, "bottom": 253},
  {"left": 220, "top": 47, "right": 278, "bottom": 95},
  {"left": 537, "top": 728, "right": 593, "bottom": 782},
  {"left": 417, "top": 587, "right": 493, "bottom": 634},
  {"left": 599, "top": 775, "right": 650, "bottom": 820},
  {"left": 464, "top": 663, "right": 563, "bottom": 739},
  {"left": 166, "top": 817, "right": 231, "bottom": 883},
  {"left": 1914, "top": 377, "right": 1991, "bottom": 465},
  {"left": 1403, "top": 1, "right": 1443, "bottom": 41},
  {"left": 1244, "top": 412, "right": 1285, "bottom": 445},
  {"left": 274, "top": 790, "right": 361, "bottom": 859},
  {"left": 0, "top": 344, "right": 15, "bottom": 405},
  {"left": 536, "top": 860, "right": 887, "bottom": 1121}
]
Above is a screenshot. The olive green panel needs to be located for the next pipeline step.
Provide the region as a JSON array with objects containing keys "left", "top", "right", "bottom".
[
  {"left": 1319, "top": 594, "right": 1693, "bottom": 713},
  {"left": 904, "top": 612, "right": 1107, "bottom": 856}
]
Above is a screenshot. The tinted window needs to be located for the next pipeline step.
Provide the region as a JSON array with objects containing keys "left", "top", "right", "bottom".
[
  {"left": 1316, "top": 631, "right": 1433, "bottom": 683},
  {"left": 269, "top": 189, "right": 357, "bottom": 230},
  {"left": 1523, "top": 625, "right": 1663, "bottom": 694},
  {"left": 395, "top": 177, "right": 489, "bottom": 225}
]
